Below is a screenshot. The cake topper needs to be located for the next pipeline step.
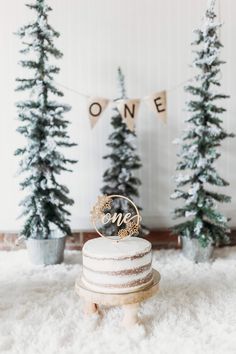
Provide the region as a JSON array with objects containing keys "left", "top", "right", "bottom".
[{"left": 90, "top": 195, "right": 141, "bottom": 241}]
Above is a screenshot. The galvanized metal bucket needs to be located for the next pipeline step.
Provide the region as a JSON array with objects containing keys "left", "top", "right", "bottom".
[
  {"left": 181, "top": 237, "right": 214, "bottom": 263},
  {"left": 26, "top": 234, "right": 66, "bottom": 265}
]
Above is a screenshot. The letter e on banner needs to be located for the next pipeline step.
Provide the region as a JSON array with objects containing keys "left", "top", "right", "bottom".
[
  {"left": 145, "top": 91, "right": 167, "bottom": 122},
  {"left": 88, "top": 97, "right": 109, "bottom": 128},
  {"left": 116, "top": 99, "right": 140, "bottom": 131}
]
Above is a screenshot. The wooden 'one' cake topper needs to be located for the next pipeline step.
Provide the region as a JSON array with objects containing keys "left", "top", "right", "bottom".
[{"left": 90, "top": 195, "right": 141, "bottom": 241}]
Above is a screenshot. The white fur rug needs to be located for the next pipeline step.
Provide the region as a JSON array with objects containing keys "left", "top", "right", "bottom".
[{"left": 0, "top": 248, "right": 236, "bottom": 354}]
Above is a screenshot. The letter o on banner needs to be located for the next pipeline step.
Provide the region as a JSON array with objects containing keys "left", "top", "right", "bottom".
[
  {"left": 89, "top": 102, "right": 102, "bottom": 117},
  {"left": 88, "top": 97, "right": 109, "bottom": 128}
]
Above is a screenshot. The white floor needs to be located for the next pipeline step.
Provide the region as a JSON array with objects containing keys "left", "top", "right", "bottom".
[{"left": 0, "top": 248, "right": 236, "bottom": 354}]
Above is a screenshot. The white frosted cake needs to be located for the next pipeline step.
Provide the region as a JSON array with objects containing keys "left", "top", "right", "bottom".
[{"left": 81, "top": 237, "right": 153, "bottom": 293}]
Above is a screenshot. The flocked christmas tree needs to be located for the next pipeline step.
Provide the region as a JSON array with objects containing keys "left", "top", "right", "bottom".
[
  {"left": 101, "top": 68, "right": 148, "bottom": 237},
  {"left": 171, "top": 0, "right": 234, "bottom": 247},
  {"left": 15, "top": 0, "right": 76, "bottom": 239}
]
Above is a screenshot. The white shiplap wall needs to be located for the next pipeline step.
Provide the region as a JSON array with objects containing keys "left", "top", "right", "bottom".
[{"left": 0, "top": 0, "right": 235, "bottom": 231}]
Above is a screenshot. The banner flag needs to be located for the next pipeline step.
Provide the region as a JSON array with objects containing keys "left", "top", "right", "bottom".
[
  {"left": 116, "top": 99, "right": 140, "bottom": 131},
  {"left": 145, "top": 91, "right": 167, "bottom": 122},
  {"left": 88, "top": 97, "right": 109, "bottom": 128}
]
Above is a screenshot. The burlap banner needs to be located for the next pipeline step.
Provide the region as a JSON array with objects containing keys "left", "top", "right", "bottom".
[
  {"left": 116, "top": 99, "right": 140, "bottom": 132},
  {"left": 88, "top": 97, "right": 109, "bottom": 128},
  {"left": 86, "top": 91, "right": 167, "bottom": 130}
]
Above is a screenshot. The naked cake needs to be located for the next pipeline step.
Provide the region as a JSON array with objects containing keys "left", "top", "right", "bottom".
[{"left": 81, "top": 236, "right": 153, "bottom": 293}]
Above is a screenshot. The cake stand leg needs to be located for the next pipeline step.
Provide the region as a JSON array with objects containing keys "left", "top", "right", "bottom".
[
  {"left": 84, "top": 302, "right": 98, "bottom": 316},
  {"left": 122, "top": 303, "right": 139, "bottom": 327}
]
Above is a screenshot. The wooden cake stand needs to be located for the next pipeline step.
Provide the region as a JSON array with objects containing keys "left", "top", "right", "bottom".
[{"left": 75, "top": 269, "right": 161, "bottom": 328}]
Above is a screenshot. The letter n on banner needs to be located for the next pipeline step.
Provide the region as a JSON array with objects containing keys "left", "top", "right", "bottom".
[
  {"left": 88, "top": 97, "right": 109, "bottom": 128},
  {"left": 145, "top": 91, "right": 167, "bottom": 122},
  {"left": 116, "top": 99, "right": 140, "bottom": 132}
]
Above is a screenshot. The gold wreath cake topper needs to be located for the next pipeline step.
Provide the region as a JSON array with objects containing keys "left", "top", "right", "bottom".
[{"left": 90, "top": 194, "right": 141, "bottom": 241}]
